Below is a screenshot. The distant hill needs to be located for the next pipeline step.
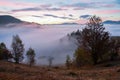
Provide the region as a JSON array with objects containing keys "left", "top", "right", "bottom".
[
  {"left": 0, "top": 15, "right": 41, "bottom": 28},
  {"left": 60, "top": 22, "right": 78, "bottom": 25},
  {"left": 0, "top": 15, "right": 23, "bottom": 24},
  {"left": 104, "top": 20, "right": 120, "bottom": 24}
]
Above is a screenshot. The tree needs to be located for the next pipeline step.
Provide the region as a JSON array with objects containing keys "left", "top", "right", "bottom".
[
  {"left": 11, "top": 35, "right": 24, "bottom": 64},
  {"left": 48, "top": 56, "right": 54, "bottom": 67},
  {"left": 66, "top": 55, "right": 71, "bottom": 69},
  {"left": 26, "top": 48, "right": 35, "bottom": 67},
  {"left": 75, "top": 16, "right": 112, "bottom": 65},
  {"left": 0, "top": 42, "right": 12, "bottom": 61}
]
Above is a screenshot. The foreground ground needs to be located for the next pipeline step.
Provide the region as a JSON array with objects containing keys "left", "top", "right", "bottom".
[{"left": 0, "top": 61, "right": 120, "bottom": 80}]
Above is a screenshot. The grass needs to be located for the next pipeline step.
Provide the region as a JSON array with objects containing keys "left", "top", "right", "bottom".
[{"left": 0, "top": 61, "right": 120, "bottom": 80}]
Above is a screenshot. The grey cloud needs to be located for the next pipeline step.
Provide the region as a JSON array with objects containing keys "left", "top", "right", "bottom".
[
  {"left": 69, "top": 14, "right": 73, "bottom": 17},
  {"left": 45, "top": 8, "right": 66, "bottom": 11},
  {"left": 44, "top": 14, "right": 58, "bottom": 18},
  {"left": 64, "top": 2, "right": 116, "bottom": 10},
  {"left": 44, "top": 14, "right": 75, "bottom": 20},
  {"left": 31, "top": 15, "right": 43, "bottom": 18},
  {"left": 80, "top": 15, "right": 91, "bottom": 19},
  {"left": 11, "top": 7, "right": 66, "bottom": 12},
  {"left": 12, "top": 7, "right": 41, "bottom": 12},
  {"left": 64, "top": 2, "right": 95, "bottom": 10},
  {"left": 40, "top": 4, "right": 52, "bottom": 8}
]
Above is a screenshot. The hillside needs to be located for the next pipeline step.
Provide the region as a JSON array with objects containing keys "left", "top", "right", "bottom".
[
  {"left": 0, "top": 61, "right": 120, "bottom": 80},
  {"left": 0, "top": 15, "right": 23, "bottom": 24},
  {"left": 0, "top": 15, "right": 41, "bottom": 28}
]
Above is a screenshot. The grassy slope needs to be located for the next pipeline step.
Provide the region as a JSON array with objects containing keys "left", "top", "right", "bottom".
[{"left": 0, "top": 61, "right": 120, "bottom": 80}]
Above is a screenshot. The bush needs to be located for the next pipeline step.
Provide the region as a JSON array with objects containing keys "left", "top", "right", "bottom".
[
  {"left": 66, "top": 55, "right": 71, "bottom": 69},
  {"left": 0, "top": 42, "right": 13, "bottom": 61},
  {"left": 74, "top": 48, "right": 93, "bottom": 67},
  {"left": 67, "top": 71, "right": 78, "bottom": 77}
]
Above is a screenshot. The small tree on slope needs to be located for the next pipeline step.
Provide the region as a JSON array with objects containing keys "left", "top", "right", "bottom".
[
  {"left": 26, "top": 48, "right": 35, "bottom": 67},
  {"left": 11, "top": 35, "right": 24, "bottom": 64}
]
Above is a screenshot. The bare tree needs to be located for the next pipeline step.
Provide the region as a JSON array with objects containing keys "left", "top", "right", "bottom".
[{"left": 11, "top": 35, "right": 24, "bottom": 64}]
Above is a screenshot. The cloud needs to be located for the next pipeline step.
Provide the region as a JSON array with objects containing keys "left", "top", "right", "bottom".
[
  {"left": 73, "top": 7, "right": 85, "bottom": 10},
  {"left": 0, "top": 11, "right": 12, "bottom": 14},
  {"left": 0, "top": 0, "right": 39, "bottom": 8},
  {"left": 12, "top": 7, "right": 66, "bottom": 12},
  {"left": 0, "top": 0, "right": 66, "bottom": 12},
  {"left": 63, "top": 2, "right": 116, "bottom": 10},
  {"left": 94, "top": 10, "right": 120, "bottom": 14},
  {"left": 63, "top": 2, "right": 92, "bottom": 10},
  {"left": 12, "top": 7, "right": 41, "bottom": 12},
  {"left": 31, "top": 15, "right": 43, "bottom": 18},
  {"left": 44, "top": 14, "right": 75, "bottom": 20},
  {"left": 72, "top": 2, "right": 93, "bottom": 8},
  {"left": 40, "top": 4, "right": 52, "bottom": 8},
  {"left": 0, "top": 24, "right": 78, "bottom": 65},
  {"left": 80, "top": 15, "right": 91, "bottom": 19},
  {"left": 44, "top": 14, "right": 58, "bottom": 17},
  {"left": 46, "top": 8, "right": 66, "bottom": 11},
  {"left": 69, "top": 14, "right": 73, "bottom": 17}
]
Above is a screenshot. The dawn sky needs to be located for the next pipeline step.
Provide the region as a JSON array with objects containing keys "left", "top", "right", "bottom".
[{"left": 0, "top": 0, "right": 120, "bottom": 24}]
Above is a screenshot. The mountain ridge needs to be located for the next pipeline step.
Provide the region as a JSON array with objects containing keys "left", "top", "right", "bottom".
[{"left": 104, "top": 20, "right": 120, "bottom": 24}]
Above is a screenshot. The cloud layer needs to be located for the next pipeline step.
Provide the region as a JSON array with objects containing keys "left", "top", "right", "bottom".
[{"left": 0, "top": 0, "right": 120, "bottom": 24}]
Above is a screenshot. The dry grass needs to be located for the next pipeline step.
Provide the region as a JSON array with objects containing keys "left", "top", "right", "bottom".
[{"left": 0, "top": 61, "right": 120, "bottom": 80}]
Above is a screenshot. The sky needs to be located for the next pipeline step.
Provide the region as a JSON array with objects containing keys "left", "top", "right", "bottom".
[{"left": 0, "top": 0, "right": 120, "bottom": 24}]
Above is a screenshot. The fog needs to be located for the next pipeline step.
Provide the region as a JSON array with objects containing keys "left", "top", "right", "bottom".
[{"left": 0, "top": 23, "right": 120, "bottom": 65}]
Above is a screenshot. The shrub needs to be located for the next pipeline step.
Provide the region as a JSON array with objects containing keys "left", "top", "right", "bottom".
[{"left": 74, "top": 48, "right": 93, "bottom": 67}]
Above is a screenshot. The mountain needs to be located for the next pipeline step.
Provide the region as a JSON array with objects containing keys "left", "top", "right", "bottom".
[
  {"left": 60, "top": 22, "right": 78, "bottom": 25},
  {"left": 104, "top": 20, "right": 120, "bottom": 24},
  {"left": 0, "top": 15, "right": 23, "bottom": 24},
  {"left": 0, "top": 15, "right": 41, "bottom": 28}
]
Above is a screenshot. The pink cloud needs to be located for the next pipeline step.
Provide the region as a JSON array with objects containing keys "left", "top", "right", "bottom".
[
  {"left": 76, "top": 19, "right": 87, "bottom": 24},
  {"left": 0, "top": 0, "right": 39, "bottom": 8},
  {"left": 73, "top": 7, "right": 85, "bottom": 10},
  {"left": 102, "top": 4, "right": 115, "bottom": 7},
  {"left": 94, "top": 10, "right": 120, "bottom": 14}
]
